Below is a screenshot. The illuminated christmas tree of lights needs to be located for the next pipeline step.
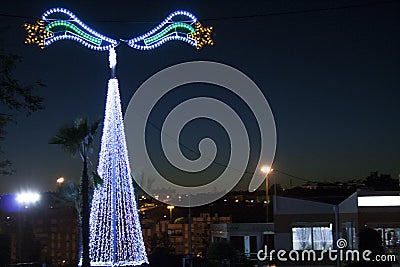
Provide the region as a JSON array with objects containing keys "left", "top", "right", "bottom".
[
  {"left": 24, "top": 7, "right": 213, "bottom": 266},
  {"left": 88, "top": 49, "right": 148, "bottom": 266}
]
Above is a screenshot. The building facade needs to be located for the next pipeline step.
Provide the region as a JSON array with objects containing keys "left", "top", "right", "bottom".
[
  {"left": 273, "top": 191, "right": 400, "bottom": 264},
  {"left": 0, "top": 193, "right": 78, "bottom": 266},
  {"left": 142, "top": 213, "right": 231, "bottom": 256}
]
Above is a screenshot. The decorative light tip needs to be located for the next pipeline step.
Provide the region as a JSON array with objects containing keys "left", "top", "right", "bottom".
[
  {"left": 109, "top": 48, "right": 117, "bottom": 69},
  {"left": 188, "top": 22, "right": 214, "bottom": 50},
  {"left": 23, "top": 19, "right": 53, "bottom": 49}
]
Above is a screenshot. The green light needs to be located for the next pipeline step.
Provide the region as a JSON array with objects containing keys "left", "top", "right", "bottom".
[
  {"left": 144, "top": 23, "right": 195, "bottom": 45},
  {"left": 46, "top": 21, "right": 102, "bottom": 45}
]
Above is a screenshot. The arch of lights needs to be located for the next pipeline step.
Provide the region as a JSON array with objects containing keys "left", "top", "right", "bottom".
[{"left": 24, "top": 7, "right": 213, "bottom": 50}]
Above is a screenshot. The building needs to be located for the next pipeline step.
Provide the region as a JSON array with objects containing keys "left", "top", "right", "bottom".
[
  {"left": 339, "top": 191, "right": 400, "bottom": 251},
  {"left": 0, "top": 193, "right": 79, "bottom": 266},
  {"left": 273, "top": 190, "right": 400, "bottom": 264},
  {"left": 207, "top": 190, "right": 400, "bottom": 265},
  {"left": 142, "top": 213, "right": 231, "bottom": 256},
  {"left": 274, "top": 195, "right": 337, "bottom": 251},
  {"left": 210, "top": 223, "right": 274, "bottom": 258}
]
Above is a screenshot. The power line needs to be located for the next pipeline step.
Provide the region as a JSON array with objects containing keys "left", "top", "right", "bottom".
[
  {"left": 272, "top": 169, "right": 312, "bottom": 183},
  {"left": 201, "top": 0, "right": 399, "bottom": 22},
  {"left": 132, "top": 106, "right": 314, "bottom": 184},
  {"left": 0, "top": 0, "right": 398, "bottom": 22}
]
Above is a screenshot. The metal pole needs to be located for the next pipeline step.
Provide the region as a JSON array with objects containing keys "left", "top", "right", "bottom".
[
  {"left": 188, "top": 196, "right": 193, "bottom": 267},
  {"left": 334, "top": 205, "right": 340, "bottom": 267},
  {"left": 18, "top": 210, "right": 22, "bottom": 264},
  {"left": 265, "top": 175, "right": 269, "bottom": 222},
  {"left": 111, "top": 159, "right": 117, "bottom": 264},
  {"left": 273, "top": 174, "right": 277, "bottom": 214},
  {"left": 110, "top": 48, "right": 117, "bottom": 265}
]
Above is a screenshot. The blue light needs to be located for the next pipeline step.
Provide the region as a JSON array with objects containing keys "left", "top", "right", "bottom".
[
  {"left": 88, "top": 74, "right": 148, "bottom": 265},
  {"left": 28, "top": 8, "right": 210, "bottom": 51},
  {"left": 41, "top": 8, "right": 119, "bottom": 50},
  {"left": 123, "top": 10, "right": 198, "bottom": 50}
]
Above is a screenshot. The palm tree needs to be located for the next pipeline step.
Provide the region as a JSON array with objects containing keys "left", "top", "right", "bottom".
[{"left": 49, "top": 117, "right": 101, "bottom": 267}]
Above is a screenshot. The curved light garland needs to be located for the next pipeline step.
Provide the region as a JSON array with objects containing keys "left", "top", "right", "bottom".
[
  {"left": 123, "top": 10, "right": 214, "bottom": 50},
  {"left": 24, "top": 7, "right": 119, "bottom": 50},
  {"left": 123, "top": 10, "right": 200, "bottom": 50},
  {"left": 24, "top": 8, "right": 214, "bottom": 50}
]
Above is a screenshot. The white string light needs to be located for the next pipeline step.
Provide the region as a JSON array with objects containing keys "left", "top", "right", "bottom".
[
  {"left": 41, "top": 8, "right": 119, "bottom": 50},
  {"left": 89, "top": 77, "right": 148, "bottom": 266},
  {"left": 109, "top": 48, "right": 117, "bottom": 69},
  {"left": 124, "top": 10, "right": 198, "bottom": 50},
  {"left": 26, "top": 8, "right": 213, "bottom": 51}
]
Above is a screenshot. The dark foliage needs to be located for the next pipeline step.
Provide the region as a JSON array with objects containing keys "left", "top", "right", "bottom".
[{"left": 0, "top": 49, "right": 45, "bottom": 174}]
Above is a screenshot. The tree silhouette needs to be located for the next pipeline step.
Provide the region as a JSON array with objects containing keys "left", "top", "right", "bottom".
[
  {"left": 0, "top": 49, "right": 44, "bottom": 174},
  {"left": 49, "top": 117, "right": 100, "bottom": 267}
]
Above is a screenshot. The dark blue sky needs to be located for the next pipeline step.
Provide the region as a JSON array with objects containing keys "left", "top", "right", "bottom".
[{"left": 0, "top": 0, "right": 399, "bottom": 194}]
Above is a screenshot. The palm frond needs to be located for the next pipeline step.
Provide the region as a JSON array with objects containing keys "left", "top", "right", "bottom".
[
  {"left": 49, "top": 117, "right": 101, "bottom": 158},
  {"left": 49, "top": 126, "right": 83, "bottom": 156}
]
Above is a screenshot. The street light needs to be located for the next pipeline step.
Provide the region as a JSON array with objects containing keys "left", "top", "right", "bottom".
[
  {"left": 56, "top": 177, "right": 65, "bottom": 185},
  {"left": 261, "top": 166, "right": 273, "bottom": 174},
  {"left": 167, "top": 205, "right": 175, "bottom": 223},
  {"left": 261, "top": 166, "right": 273, "bottom": 222}
]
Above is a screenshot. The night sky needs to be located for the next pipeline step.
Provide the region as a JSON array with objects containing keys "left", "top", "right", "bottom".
[{"left": 0, "top": 0, "right": 399, "bottom": 195}]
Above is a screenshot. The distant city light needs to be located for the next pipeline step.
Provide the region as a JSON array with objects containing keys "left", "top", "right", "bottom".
[{"left": 16, "top": 192, "right": 40, "bottom": 204}]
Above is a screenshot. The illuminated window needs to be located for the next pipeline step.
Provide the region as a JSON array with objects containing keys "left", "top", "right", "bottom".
[
  {"left": 357, "top": 196, "right": 400, "bottom": 206},
  {"left": 292, "top": 225, "right": 333, "bottom": 250}
]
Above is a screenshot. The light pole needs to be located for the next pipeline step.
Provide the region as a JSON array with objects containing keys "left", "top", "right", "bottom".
[{"left": 261, "top": 166, "right": 273, "bottom": 222}]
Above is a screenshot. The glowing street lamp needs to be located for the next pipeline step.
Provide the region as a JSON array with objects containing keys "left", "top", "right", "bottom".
[
  {"left": 167, "top": 205, "right": 175, "bottom": 223},
  {"left": 261, "top": 166, "right": 273, "bottom": 174},
  {"left": 261, "top": 166, "right": 273, "bottom": 222},
  {"left": 56, "top": 176, "right": 65, "bottom": 185}
]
